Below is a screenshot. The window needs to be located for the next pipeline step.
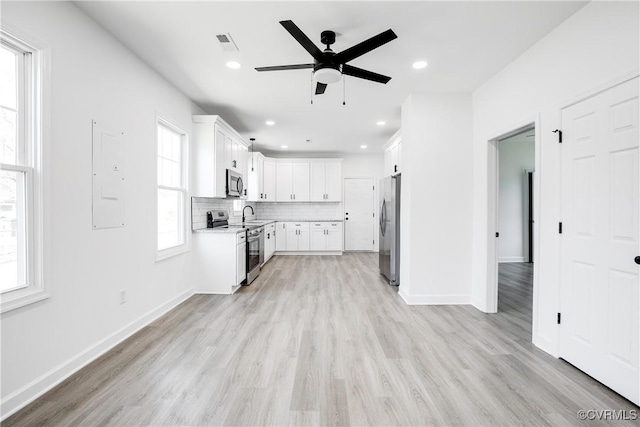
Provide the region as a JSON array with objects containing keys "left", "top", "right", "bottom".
[
  {"left": 0, "top": 30, "right": 46, "bottom": 312},
  {"left": 156, "top": 118, "right": 188, "bottom": 259}
]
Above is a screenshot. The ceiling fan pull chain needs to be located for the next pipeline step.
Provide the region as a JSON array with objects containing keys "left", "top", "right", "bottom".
[
  {"left": 310, "top": 71, "right": 314, "bottom": 104},
  {"left": 343, "top": 76, "right": 346, "bottom": 106}
]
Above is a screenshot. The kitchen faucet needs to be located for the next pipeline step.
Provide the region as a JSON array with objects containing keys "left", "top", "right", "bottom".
[{"left": 242, "top": 205, "right": 254, "bottom": 224}]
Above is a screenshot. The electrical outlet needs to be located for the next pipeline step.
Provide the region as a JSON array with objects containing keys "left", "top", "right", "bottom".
[{"left": 120, "top": 289, "right": 126, "bottom": 305}]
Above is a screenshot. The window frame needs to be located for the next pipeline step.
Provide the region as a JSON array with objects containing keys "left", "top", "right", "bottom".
[
  {"left": 0, "top": 28, "right": 48, "bottom": 313},
  {"left": 155, "top": 115, "right": 189, "bottom": 261}
]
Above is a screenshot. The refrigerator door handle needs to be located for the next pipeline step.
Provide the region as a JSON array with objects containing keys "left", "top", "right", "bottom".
[{"left": 380, "top": 199, "right": 386, "bottom": 236}]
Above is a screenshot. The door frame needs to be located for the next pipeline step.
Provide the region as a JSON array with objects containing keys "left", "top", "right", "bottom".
[
  {"left": 343, "top": 176, "right": 376, "bottom": 252},
  {"left": 487, "top": 117, "right": 540, "bottom": 319}
]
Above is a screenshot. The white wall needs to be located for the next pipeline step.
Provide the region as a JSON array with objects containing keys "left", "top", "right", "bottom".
[
  {"left": 498, "top": 139, "right": 534, "bottom": 262},
  {"left": 470, "top": 1, "right": 639, "bottom": 355},
  {"left": 0, "top": 2, "right": 204, "bottom": 418},
  {"left": 399, "top": 93, "right": 474, "bottom": 304}
]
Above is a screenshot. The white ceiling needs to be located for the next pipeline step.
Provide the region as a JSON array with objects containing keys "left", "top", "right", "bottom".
[{"left": 74, "top": 1, "right": 587, "bottom": 154}]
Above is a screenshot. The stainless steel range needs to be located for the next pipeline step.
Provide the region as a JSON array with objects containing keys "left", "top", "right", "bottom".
[{"left": 246, "top": 226, "right": 264, "bottom": 285}]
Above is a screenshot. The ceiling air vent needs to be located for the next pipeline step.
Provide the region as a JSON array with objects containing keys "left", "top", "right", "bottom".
[{"left": 216, "top": 33, "right": 239, "bottom": 52}]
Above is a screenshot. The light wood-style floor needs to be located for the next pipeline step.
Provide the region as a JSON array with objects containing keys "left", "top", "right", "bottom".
[{"left": 5, "top": 255, "right": 638, "bottom": 426}]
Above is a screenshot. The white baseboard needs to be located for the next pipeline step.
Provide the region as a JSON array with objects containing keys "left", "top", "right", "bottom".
[
  {"left": 0, "top": 288, "right": 194, "bottom": 421},
  {"left": 498, "top": 256, "right": 527, "bottom": 263},
  {"left": 274, "top": 251, "right": 343, "bottom": 256},
  {"left": 398, "top": 288, "right": 471, "bottom": 305}
]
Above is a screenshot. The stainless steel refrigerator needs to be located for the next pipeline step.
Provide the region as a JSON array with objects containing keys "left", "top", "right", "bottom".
[{"left": 379, "top": 174, "right": 400, "bottom": 286}]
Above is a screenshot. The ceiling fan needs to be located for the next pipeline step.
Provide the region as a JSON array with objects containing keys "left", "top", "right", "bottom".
[{"left": 255, "top": 20, "right": 397, "bottom": 95}]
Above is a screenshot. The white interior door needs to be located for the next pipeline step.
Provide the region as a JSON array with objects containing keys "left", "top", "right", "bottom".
[
  {"left": 560, "top": 77, "right": 639, "bottom": 405},
  {"left": 344, "top": 178, "right": 374, "bottom": 251}
]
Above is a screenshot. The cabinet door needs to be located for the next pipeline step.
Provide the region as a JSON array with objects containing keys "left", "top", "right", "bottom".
[
  {"left": 224, "top": 134, "right": 233, "bottom": 170},
  {"left": 257, "top": 155, "right": 265, "bottom": 198},
  {"left": 297, "top": 228, "right": 310, "bottom": 251},
  {"left": 263, "top": 160, "right": 276, "bottom": 201},
  {"left": 389, "top": 144, "right": 399, "bottom": 174},
  {"left": 310, "top": 163, "right": 326, "bottom": 202},
  {"left": 275, "top": 222, "right": 287, "bottom": 251},
  {"left": 286, "top": 227, "right": 298, "bottom": 250},
  {"left": 310, "top": 228, "right": 326, "bottom": 251},
  {"left": 292, "top": 163, "right": 310, "bottom": 201},
  {"left": 238, "top": 145, "right": 248, "bottom": 198},
  {"left": 247, "top": 153, "right": 260, "bottom": 201},
  {"left": 325, "top": 162, "right": 342, "bottom": 201},
  {"left": 276, "top": 163, "right": 293, "bottom": 201},
  {"left": 327, "top": 224, "right": 343, "bottom": 251},
  {"left": 237, "top": 242, "right": 246, "bottom": 284},
  {"left": 384, "top": 148, "right": 392, "bottom": 176},
  {"left": 265, "top": 229, "right": 275, "bottom": 260}
]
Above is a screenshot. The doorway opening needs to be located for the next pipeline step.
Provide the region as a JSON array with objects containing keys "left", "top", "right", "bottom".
[
  {"left": 487, "top": 122, "right": 538, "bottom": 321},
  {"left": 497, "top": 128, "right": 535, "bottom": 331}
]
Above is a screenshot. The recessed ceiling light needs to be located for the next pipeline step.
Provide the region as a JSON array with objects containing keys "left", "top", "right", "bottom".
[
  {"left": 412, "top": 60, "right": 428, "bottom": 69},
  {"left": 281, "top": 145, "right": 288, "bottom": 149},
  {"left": 360, "top": 145, "right": 368, "bottom": 149},
  {"left": 226, "top": 61, "right": 241, "bottom": 69},
  {"left": 265, "top": 120, "right": 275, "bottom": 126},
  {"left": 376, "top": 121, "right": 386, "bottom": 126}
]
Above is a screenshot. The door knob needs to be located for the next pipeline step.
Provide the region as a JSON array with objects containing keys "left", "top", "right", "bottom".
[{"left": 635, "top": 256, "right": 640, "bottom": 265}]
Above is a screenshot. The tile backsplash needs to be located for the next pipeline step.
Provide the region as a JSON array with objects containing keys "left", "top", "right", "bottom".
[
  {"left": 255, "top": 202, "right": 343, "bottom": 221},
  {"left": 191, "top": 198, "right": 256, "bottom": 230},
  {"left": 191, "top": 198, "right": 343, "bottom": 230}
]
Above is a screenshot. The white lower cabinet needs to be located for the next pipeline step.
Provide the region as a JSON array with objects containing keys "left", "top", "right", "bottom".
[
  {"left": 310, "top": 222, "right": 343, "bottom": 251},
  {"left": 274, "top": 222, "right": 342, "bottom": 252},
  {"left": 285, "top": 222, "right": 310, "bottom": 251},
  {"left": 264, "top": 223, "right": 276, "bottom": 263},
  {"left": 193, "top": 231, "right": 247, "bottom": 294},
  {"left": 275, "top": 222, "right": 287, "bottom": 251},
  {"left": 237, "top": 240, "right": 246, "bottom": 284}
]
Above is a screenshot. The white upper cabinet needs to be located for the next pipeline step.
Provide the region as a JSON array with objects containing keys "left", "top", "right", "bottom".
[
  {"left": 263, "top": 160, "right": 276, "bottom": 201},
  {"left": 383, "top": 129, "right": 402, "bottom": 176},
  {"left": 276, "top": 162, "right": 310, "bottom": 201},
  {"left": 276, "top": 162, "right": 293, "bottom": 201},
  {"left": 247, "top": 152, "right": 264, "bottom": 201},
  {"left": 193, "top": 115, "right": 249, "bottom": 198},
  {"left": 292, "top": 163, "right": 310, "bottom": 201},
  {"left": 247, "top": 155, "right": 342, "bottom": 203},
  {"left": 310, "top": 162, "right": 342, "bottom": 202}
]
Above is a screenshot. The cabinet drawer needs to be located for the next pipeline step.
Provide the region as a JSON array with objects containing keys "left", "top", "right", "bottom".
[
  {"left": 311, "top": 222, "right": 325, "bottom": 228},
  {"left": 266, "top": 223, "right": 276, "bottom": 232},
  {"left": 327, "top": 222, "right": 342, "bottom": 229},
  {"left": 236, "top": 232, "right": 247, "bottom": 244},
  {"left": 286, "top": 222, "right": 309, "bottom": 230}
]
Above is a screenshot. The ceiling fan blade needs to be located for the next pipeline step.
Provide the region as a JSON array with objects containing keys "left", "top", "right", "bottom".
[
  {"left": 280, "top": 20, "right": 324, "bottom": 61},
  {"left": 342, "top": 65, "right": 391, "bottom": 84},
  {"left": 315, "top": 82, "right": 327, "bottom": 95},
  {"left": 334, "top": 29, "right": 397, "bottom": 64},
  {"left": 255, "top": 64, "right": 315, "bottom": 72}
]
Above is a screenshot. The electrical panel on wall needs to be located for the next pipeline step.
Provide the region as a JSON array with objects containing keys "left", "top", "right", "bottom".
[{"left": 92, "top": 120, "right": 125, "bottom": 229}]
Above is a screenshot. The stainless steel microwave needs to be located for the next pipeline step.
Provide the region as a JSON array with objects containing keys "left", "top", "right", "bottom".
[{"left": 226, "top": 169, "right": 244, "bottom": 197}]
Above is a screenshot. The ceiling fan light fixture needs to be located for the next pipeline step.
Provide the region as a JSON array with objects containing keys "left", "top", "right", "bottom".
[
  {"left": 226, "top": 61, "right": 241, "bottom": 69},
  {"left": 315, "top": 67, "right": 342, "bottom": 84}
]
